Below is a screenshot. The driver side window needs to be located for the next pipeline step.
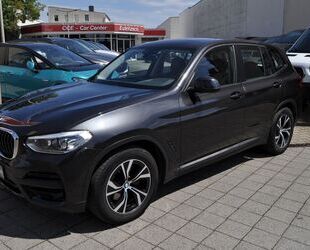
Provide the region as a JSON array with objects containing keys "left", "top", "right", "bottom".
[
  {"left": 8, "top": 47, "right": 34, "bottom": 69},
  {"left": 196, "top": 46, "right": 235, "bottom": 85}
]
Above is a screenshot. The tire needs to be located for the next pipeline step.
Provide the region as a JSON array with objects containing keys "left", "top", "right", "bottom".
[
  {"left": 89, "top": 148, "right": 159, "bottom": 224},
  {"left": 265, "top": 107, "right": 295, "bottom": 155}
]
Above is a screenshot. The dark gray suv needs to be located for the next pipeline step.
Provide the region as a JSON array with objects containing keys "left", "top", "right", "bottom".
[{"left": 0, "top": 39, "right": 302, "bottom": 224}]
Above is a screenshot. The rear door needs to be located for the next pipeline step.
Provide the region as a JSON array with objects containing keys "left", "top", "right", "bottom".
[{"left": 236, "top": 44, "right": 283, "bottom": 139}]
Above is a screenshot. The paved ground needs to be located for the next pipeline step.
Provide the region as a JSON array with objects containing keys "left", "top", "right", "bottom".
[{"left": 0, "top": 109, "right": 310, "bottom": 250}]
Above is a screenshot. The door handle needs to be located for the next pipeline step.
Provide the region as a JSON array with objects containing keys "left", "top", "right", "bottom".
[
  {"left": 273, "top": 82, "right": 282, "bottom": 88},
  {"left": 230, "top": 91, "right": 242, "bottom": 100}
]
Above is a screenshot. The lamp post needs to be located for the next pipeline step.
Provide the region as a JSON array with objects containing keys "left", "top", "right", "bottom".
[
  {"left": 0, "top": 0, "right": 4, "bottom": 104},
  {"left": 56, "top": 8, "right": 80, "bottom": 38}
]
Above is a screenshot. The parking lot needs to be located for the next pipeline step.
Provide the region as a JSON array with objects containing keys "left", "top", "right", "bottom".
[{"left": 0, "top": 119, "right": 309, "bottom": 250}]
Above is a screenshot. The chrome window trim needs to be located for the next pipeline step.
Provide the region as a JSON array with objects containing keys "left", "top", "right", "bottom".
[{"left": 0, "top": 127, "right": 19, "bottom": 160}]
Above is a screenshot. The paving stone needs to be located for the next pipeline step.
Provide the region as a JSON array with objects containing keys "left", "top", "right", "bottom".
[
  {"left": 235, "top": 241, "right": 265, "bottom": 250},
  {"left": 275, "top": 173, "right": 297, "bottom": 182},
  {"left": 239, "top": 179, "right": 265, "bottom": 191},
  {"left": 184, "top": 195, "right": 214, "bottom": 210},
  {"left": 118, "top": 218, "right": 149, "bottom": 234},
  {"left": 202, "top": 231, "right": 239, "bottom": 250},
  {"left": 218, "top": 194, "right": 247, "bottom": 208},
  {"left": 300, "top": 204, "right": 310, "bottom": 217},
  {"left": 230, "top": 209, "right": 261, "bottom": 227},
  {"left": 193, "top": 211, "right": 226, "bottom": 230},
  {"left": 266, "top": 207, "right": 296, "bottom": 224},
  {"left": 289, "top": 183, "right": 310, "bottom": 195},
  {"left": 296, "top": 176, "right": 310, "bottom": 186},
  {"left": 284, "top": 225, "right": 310, "bottom": 246},
  {"left": 0, "top": 242, "right": 11, "bottom": 250},
  {"left": 209, "top": 182, "right": 236, "bottom": 193},
  {"left": 140, "top": 206, "right": 165, "bottom": 222},
  {"left": 155, "top": 213, "right": 188, "bottom": 232},
  {"left": 255, "top": 217, "right": 289, "bottom": 236},
  {"left": 292, "top": 214, "right": 310, "bottom": 230},
  {"left": 217, "top": 220, "right": 251, "bottom": 239},
  {"left": 240, "top": 200, "right": 270, "bottom": 215},
  {"left": 268, "top": 178, "right": 292, "bottom": 189},
  {"left": 197, "top": 188, "right": 225, "bottom": 201},
  {"left": 170, "top": 204, "right": 201, "bottom": 220},
  {"left": 250, "top": 192, "right": 278, "bottom": 206},
  {"left": 275, "top": 198, "right": 304, "bottom": 213},
  {"left": 247, "top": 174, "right": 271, "bottom": 184},
  {"left": 244, "top": 228, "right": 280, "bottom": 249},
  {"left": 71, "top": 239, "right": 108, "bottom": 250},
  {"left": 166, "top": 191, "right": 193, "bottom": 203},
  {"left": 229, "top": 187, "right": 256, "bottom": 199},
  {"left": 151, "top": 197, "right": 180, "bottom": 212},
  {"left": 181, "top": 185, "right": 204, "bottom": 195},
  {"left": 206, "top": 202, "right": 236, "bottom": 218},
  {"left": 282, "top": 190, "right": 309, "bottom": 203},
  {"left": 30, "top": 241, "right": 60, "bottom": 250},
  {"left": 4, "top": 232, "right": 44, "bottom": 250},
  {"left": 114, "top": 236, "right": 154, "bottom": 250},
  {"left": 159, "top": 234, "right": 197, "bottom": 250},
  {"left": 93, "top": 228, "right": 130, "bottom": 248},
  {"left": 136, "top": 224, "right": 172, "bottom": 245},
  {"left": 177, "top": 222, "right": 212, "bottom": 243},
  {"left": 274, "top": 237, "right": 310, "bottom": 250},
  {"left": 259, "top": 185, "right": 285, "bottom": 197}
]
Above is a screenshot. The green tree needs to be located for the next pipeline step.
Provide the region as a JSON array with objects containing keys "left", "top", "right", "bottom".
[{"left": 2, "top": 0, "right": 44, "bottom": 40}]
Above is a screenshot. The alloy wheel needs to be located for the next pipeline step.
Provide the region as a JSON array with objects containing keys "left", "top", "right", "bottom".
[
  {"left": 275, "top": 114, "right": 292, "bottom": 149},
  {"left": 106, "top": 159, "right": 152, "bottom": 214}
]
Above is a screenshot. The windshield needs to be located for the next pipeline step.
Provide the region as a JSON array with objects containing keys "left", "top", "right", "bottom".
[
  {"left": 289, "top": 29, "right": 310, "bottom": 53},
  {"left": 29, "top": 44, "right": 92, "bottom": 67},
  {"left": 54, "top": 39, "right": 93, "bottom": 54},
  {"left": 94, "top": 47, "right": 195, "bottom": 88}
]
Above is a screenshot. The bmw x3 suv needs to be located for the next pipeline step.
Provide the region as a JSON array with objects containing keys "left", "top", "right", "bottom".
[{"left": 0, "top": 39, "right": 302, "bottom": 224}]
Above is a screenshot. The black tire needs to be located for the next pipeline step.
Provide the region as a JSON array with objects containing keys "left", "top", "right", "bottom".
[
  {"left": 89, "top": 148, "right": 159, "bottom": 224},
  {"left": 265, "top": 107, "right": 295, "bottom": 155}
]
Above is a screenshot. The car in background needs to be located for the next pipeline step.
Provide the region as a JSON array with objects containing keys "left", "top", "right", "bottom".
[
  {"left": 264, "top": 30, "right": 305, "bottom": 51},
  {"left": 77, "top": 39, "right": 119, "bottom": 57},
  {"left": 0, "top": 39, "right": 301, "bottom": 224},
  {"left": 0, "top": 43, "right": 101, "bottom": 100},
  {"left": 12, "top": 38, "right": 118, "bottom": 66},
  {"left": 287, "top": 28, "right": 310, "bottom": 105}
]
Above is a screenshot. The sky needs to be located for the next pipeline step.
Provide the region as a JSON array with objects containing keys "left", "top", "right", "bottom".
[{"left": 40, "top": 0, "right": 199, "bottom": 28}]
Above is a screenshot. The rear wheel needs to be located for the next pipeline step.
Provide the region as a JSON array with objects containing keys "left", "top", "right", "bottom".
[
  {"left": 89, "top": 148, "right": 159, "bottom": 224},
  {"left": 265, "top": 108, "right": 294, "bottom": 155}
]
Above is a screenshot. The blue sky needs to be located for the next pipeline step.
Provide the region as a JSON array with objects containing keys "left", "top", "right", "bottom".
[{"left": 40, "top": 0, "right": 199, "bottom": 28}]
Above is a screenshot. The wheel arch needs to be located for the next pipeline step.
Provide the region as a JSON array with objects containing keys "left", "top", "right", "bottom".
[{"left": 275, "top": 99, "right": 298, "bottom": 120}]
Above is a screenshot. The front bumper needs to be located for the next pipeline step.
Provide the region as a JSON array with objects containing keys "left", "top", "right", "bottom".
[{"left": 0, "top": 146, "right": 102, "bottom": 213}]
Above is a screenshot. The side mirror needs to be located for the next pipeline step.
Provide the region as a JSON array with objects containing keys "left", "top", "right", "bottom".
[
  {"left": 193, "top": 76, "right": 221, "bottom": 93},
  {"left": 26, "top": 60, "right": 36, "bottom": 72}
]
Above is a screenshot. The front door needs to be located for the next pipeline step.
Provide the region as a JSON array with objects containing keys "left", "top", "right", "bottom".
[{"left": 179, "top": 45, "right": 245, "bottom": 166}]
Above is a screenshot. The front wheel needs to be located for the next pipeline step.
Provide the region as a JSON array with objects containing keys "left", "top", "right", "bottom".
[
  {"left": 89, "top": 148, "right": 159, "bottom": 224},
  {"left": 265, "top": 108, "right": 295, "bottom": 155}
]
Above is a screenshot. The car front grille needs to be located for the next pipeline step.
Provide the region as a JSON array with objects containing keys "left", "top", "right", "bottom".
[{"left": 0, "top": 128, "right": 19, "bottom": 160}]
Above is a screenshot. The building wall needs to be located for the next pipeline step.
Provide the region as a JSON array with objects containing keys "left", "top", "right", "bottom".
[
  {"left": 48, "top": 6, "right": 110, "bottom": 24},
  {"left": 158, "top": 17, "right": 181, "bottom": 39},
  {"left": 284, "top": 0, "right": 310, "bottom": 33},
  {"left": 246, "top": 0, "right": 284, "bottom": 37}
]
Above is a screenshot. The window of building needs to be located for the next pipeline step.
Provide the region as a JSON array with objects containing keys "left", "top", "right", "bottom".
[
  {"left": 85, "top": 14, "right": 89, "bottom": 22},
  {"left": 54, "top": 15, "right": 59, "bottom": 22},
  {"left": 238, "top": 45, "right": 265, "bottom": 80},
  {"left": 196, "top": 46, "right": 235, "bottom": 85},
  {"left": 74, "top": 14, "right": 79, "bottom": 22},
  {"left": 65, "top": 14, "right": 68, "bottom": 22}
]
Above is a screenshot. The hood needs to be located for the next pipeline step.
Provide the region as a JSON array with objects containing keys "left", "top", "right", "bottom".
[
  {"left": 287, "top": 53, "right": 310, "bottom": 67},
  {"left": 0, "top": 82, "right": 159, "bottom": 131},
  {"left": 81, "top": 52, "right": 117, "bottom": 64}
]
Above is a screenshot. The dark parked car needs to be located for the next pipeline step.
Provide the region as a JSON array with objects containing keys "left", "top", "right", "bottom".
[
  {"left": 264, "top": 29, "right": 305, "bottom": 51},
  {"left": 76, "top": 39, "right": 119, "bottom": 57},
  {"left": 0, "top": 43, "right": 101, "bottom": 100},
  {"left": 0, "top": 39, "right": 302, "bottom": 224},
  {"left": 12, "top": 38, "right": 118, "bottom": 66}
]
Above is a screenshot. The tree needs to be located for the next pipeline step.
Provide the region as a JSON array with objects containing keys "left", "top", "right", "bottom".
[{"left": 2, "top": 0, "right": 44, "bottom": 40}]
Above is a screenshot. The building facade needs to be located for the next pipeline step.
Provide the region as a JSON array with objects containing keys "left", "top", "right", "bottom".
[
  {"left": 158, "top": 0, "right": 310, "bottom": 39},
  {"left": 21, "top": 6, "right": 165, "bottom": 53}
]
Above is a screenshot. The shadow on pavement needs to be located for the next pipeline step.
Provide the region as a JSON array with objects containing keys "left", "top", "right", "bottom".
[{"left": 0, "top": 148, "right": 268, "bottom": 241}]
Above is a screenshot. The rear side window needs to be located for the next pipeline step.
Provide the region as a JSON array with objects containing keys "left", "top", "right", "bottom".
[
  {"left": 238, "top": 45, "right": 265, "bottom": 80},
  {"left": 0, "top": 47, "right": 6, "bottom": 65},
  {"left": 261, "top": 47, "right": 275, "bottom": 76},
  {"left": 8, "top": 47, "right": 33, "bottom": 68},
  {"left": 269, "top": 48, "right": 286, "bottom": 73}
]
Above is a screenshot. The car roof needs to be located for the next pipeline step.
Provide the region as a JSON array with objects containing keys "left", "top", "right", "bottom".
[
  {"left": 136, "top": 38, "right": 267, "bottom": 50},
  {"left": 1, "top": 42, "right": 61, "bottom": 49}
]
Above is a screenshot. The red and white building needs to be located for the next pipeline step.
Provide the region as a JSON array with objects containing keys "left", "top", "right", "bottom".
[{"left": 20, "top": 6, "right": 166, "bottom": 53}]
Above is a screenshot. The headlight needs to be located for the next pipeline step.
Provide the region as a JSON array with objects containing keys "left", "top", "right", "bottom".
[{"left": 26, "top": 131, "right": 92, "bottom": 154}]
